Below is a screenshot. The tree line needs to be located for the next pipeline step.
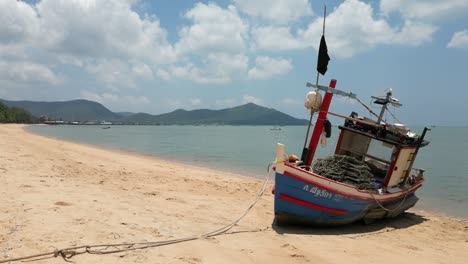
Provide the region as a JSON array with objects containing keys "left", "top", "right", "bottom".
[{"left": 0, "top": 102, "right": 36, "bottom": 123}]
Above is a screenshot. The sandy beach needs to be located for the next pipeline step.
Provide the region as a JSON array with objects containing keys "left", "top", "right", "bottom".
[{"left": 0, "top": 124, "right": 467, "bottom": 263}]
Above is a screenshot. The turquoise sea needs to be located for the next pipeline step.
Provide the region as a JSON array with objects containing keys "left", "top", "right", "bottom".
[{"left": 28, "top": 125, "right": 468, "bottom": 220}]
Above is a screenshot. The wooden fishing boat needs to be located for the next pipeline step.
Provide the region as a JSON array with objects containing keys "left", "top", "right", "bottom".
[
  {"left": 272, "top": 85, "right": 430, "bottom": 225},
  {"left": 272, "top": 7, "right": 430, "bottom": 226}
]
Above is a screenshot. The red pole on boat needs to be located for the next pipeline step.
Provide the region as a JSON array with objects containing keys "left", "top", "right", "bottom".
[{"left": 306, "top": 79, "right": 337, "bottom": 167}]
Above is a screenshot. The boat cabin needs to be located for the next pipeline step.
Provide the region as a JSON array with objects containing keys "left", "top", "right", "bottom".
[{"left": 334, "top": 122, "right": 423, "bottom": 189}]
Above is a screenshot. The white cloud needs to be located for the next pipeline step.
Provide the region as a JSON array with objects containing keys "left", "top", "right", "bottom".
[
  {"left": 251, "top": 26, "right": 306, "bottom": 51},
  {"left": 36, "top": 0, "right": 175, "bottom": 64},
  {"left": 132, "top": 64, "right": 154, "bottom": 80},
  {"left": 0, "top": 0, "right": 179, "bottom": 94},
  {"left": 242, "top": 94, "right": 264, "bottom": 105},
  {"left": 86, "top": 60, "right": 137, "bottom": 90},
  {"left": 80, "top": 90, "right": 150, "bottom": 105},
  {"left": 171, "top": 53, "right": 248, "bottom": 84},
  {"left": 172, "top": 3, "right": 250, "bottom": 84},
  {"left": 391, "top": 20, "right": 438, "bottom": 46},
  {"left": 248, "top": 56, "right": 292, "bottom": 80},
  {"left": 86, "top": 60, "right": 156, "bottom": 89},
  {"left": 0, "top": 0, "right": 39, "bottom": 46},
  {"left": 176, "top": 3, "right": 248, "bottom": 55},
  {"left": 448, "top": 30, "right": 468, "bottom": 48},
  {"left": 380, "top": 0, "right": 468, "bottom": 20},
  {"left": 298, "top": 0, "right": 437, "bottom": 58},
  {"left": 247, "top": 0, "right": 436, "bottom": 57},
  {"left": 0, "top": 0, "right": 40, "bottom": 66},
  {"left": 0, "top": 61, "right": 59, "bottom": 84},
  {"left": 234, "top": 0, "right": 312, "bottom": 24}
]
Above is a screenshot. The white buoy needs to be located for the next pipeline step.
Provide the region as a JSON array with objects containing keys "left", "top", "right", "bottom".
[{"left": 304, "top": 91, "right": 322, "bottom": 111}]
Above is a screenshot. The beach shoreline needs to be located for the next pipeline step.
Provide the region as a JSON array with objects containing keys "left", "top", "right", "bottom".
[
  {"left": 25, "top": 124, "right": 263, "bottom": 180},
  {"left": 1, "top": 124, "right": 467, "bottom": 263}
]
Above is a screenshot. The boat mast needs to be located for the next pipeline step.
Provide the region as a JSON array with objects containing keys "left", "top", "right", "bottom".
[
  {"left": 306, "top": 79, "right": 337, "bottom": 167},
  {"left": 301, "top": 5, "right": 328, "bottom": 163}
]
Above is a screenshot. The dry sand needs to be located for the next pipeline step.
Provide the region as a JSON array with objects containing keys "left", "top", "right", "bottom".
[{"left": 0, "top": 124, "right": 467, "bottom": 263}]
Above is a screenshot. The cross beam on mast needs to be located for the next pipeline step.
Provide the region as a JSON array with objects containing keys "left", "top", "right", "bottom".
[{"left": 306, "top": 82, "right": 356, "bottom": 99}]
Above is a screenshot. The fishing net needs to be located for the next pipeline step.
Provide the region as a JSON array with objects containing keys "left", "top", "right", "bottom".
[{"left": 312, "top": 155, "right": 377, "bottom": 191}]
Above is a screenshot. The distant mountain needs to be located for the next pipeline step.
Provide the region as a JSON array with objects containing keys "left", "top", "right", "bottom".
[
  {"left": 115, "top": 112, "right": 135, "bottom": 117},
  {"left": 0, "top": 99, "right": 120, "bottom": 121},
  {"left": 0, "top": 99, "right": 307, "bottom": 125},
  {"left": 123, "top": 103, "right": 308, "bottom": 125}
]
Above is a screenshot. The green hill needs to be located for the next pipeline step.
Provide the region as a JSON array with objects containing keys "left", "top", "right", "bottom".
[
  {"left": 0, "top": 99, "right": 120, "bottom": 121},
  {"left": 123, "top": 103, "right": 307, "bottom": 125},
  {"left": 0, "top": 99, "right": 307, "bottom": 125}
]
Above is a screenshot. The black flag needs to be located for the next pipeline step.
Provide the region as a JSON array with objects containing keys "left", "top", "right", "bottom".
[{"left": 316, "top": 35, "right": 330, "bottom": 75}]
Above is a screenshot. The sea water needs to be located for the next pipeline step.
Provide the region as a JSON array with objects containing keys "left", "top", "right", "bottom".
[{"left": 28, "top": 125, "right": 468, "bottom": 219}]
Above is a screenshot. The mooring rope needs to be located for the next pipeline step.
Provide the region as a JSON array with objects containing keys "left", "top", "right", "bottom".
[
  {"left": 0, "top": 164, "right": 275, "bottom": 263},
  {"left": 369, "top": 189, "right": 411, "bottom": 212}
]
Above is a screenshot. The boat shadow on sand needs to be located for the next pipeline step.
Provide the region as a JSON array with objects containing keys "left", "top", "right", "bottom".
[{"left": 271, "top": 212, "right": 428, "bottom": 236}]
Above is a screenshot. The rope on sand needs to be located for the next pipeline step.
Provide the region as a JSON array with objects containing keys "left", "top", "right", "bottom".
[{"left": 0, "top": 164, "right": 275, "bottom": 263}]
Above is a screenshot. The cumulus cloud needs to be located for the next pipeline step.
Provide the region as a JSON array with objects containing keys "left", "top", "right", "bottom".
[
  {"left": 0, "top": 61, "right": 59, "bottom": 84},
  {"left": 248, "top": 0, "right": 437, "bottom": 57},
  {"left": 380, "top": 0, "right": 468, "bottom": 20},
  {"left": 36, "top": 0, "right": 175, "bottom": 64},
  {"left": 172, "top": 3, "right": 250, "bottom": 83},
  {"left": 251, "top": 26, "right": 306, "bottom": 51},
  {"left": 234, "top": 0, "right": 312, "bottom": 24},
  {"left": 391, "top": 20, "right": 438, "bottom": 46},
  {"left": 171, "top": 53, "right": 248, "bottom": 84},
  {"left": 86, "top": 60, "right": 136, "bottom": 90},
  {"left": 132, "top": 64, "right": 154, "bottom": 80},
  {"left": 248, "top": 56, "right": 292, "bottom": 80},
  {"left": 176, "top": 3, "right": 248, "bottom": 55},
  {"left": 298, "top": 0, "right": 437, "bottom": 58},
  {"left": 0, "top": 0, "right": 176, "bottom": 89},
  {"left": 448, "top": 30, "right": 468, "bottom": 48},
  {"left": 0, "top": 0, "right": 39, "bottom": 46}
]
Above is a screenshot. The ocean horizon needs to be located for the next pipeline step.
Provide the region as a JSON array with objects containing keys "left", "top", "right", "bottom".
[{"left": 28, "top": 125, "right": 468, "bottom": 220}]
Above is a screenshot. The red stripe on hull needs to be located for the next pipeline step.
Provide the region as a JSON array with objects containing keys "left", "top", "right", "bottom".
[
  {"left": 279, "top": 194, "right": 349, "bottom": 215},
  {"left": 281, "top": 167, "right": 422, "bottom": 202}
]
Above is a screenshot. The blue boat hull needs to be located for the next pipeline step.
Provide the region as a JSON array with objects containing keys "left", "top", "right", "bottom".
[{"left": 274, "top": 169, "right": 420, "bottom": 226}]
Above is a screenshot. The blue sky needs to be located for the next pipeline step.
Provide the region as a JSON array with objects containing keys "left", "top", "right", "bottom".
[{"left": 1, "top": 0, "right": 468, "bottom": 126}]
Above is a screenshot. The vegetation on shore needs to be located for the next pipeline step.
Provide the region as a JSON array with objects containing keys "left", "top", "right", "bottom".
[{"left": 0, "top": 102, "right": 36, "bottom": 123}]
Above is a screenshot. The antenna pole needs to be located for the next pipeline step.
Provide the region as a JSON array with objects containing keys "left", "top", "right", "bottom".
[{"left": 377, "top": 90, "right": 392, "bottom": 124}]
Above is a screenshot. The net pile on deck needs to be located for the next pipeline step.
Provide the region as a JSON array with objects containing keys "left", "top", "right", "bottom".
[{"left": 312, "top": 155, "right": 377, "bottom": 191}]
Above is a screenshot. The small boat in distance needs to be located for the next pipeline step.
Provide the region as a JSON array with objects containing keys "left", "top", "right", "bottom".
[
  {"left": 272, "top": 7, "right": 430, "bottom": 226},
  {"left": 101, "top": 126, "right": 111, "bottom": 129}
]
